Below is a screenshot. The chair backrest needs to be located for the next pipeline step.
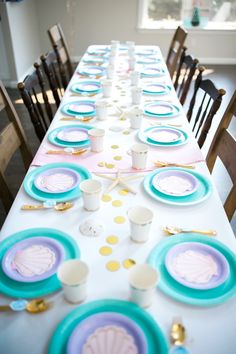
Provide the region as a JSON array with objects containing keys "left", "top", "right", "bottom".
[
  {"left": 40, "top": 50, "right": 62, "bottom": 107},
  {"left": 48, "top": 23, "right": 73, "bottom": 90},
  {"left": 0, "top": 80, "right": 32, "bottom": 212},
  {"left": 173, "top": 46, "right": 199, "bottom": 105},
  {"left": 186, "top": 78, "right": 226, "bottom": 148},
  {"left": 166, "top": 26, "right": 188, "bottom": 79}
]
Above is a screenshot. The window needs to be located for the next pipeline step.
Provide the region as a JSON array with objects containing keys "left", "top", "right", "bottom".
[{"left": 138, "top": 0, "right": 236, "bottom": 30}]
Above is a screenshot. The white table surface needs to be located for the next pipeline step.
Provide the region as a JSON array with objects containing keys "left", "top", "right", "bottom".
[{"left": 0, "top": 45, "right": 236, "bottom": 354}]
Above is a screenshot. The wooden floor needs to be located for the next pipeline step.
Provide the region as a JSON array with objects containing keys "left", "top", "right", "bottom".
[{"left": 0, "top": 64, "right": 236, "bottom": 233}]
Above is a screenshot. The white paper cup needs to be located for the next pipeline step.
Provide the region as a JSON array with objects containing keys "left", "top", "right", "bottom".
[
  {"left": 131, "top": 86, "right": 142, "bottom": 105},
  {"left": 130, "top": 143, "right": 148, "bottom": 169},
  {"left": 129, "top": 264, "right": 158, "bottom": 308},
  {"left": 130, "top": 70, "right": 141, "bottom": 86},
  {"left": 95, "top": 100, "right": 108, "bottom": 120},
  {"left": 129, "top": 57, "right": 136, "bottom": 71},
  {"left": 127, "top": 206, "right": 153, "bottom": 243},
  {"left": 57, "top": 259, "right": 89, "bottom": 304},
  {"left": 126, "top": 40, "right": 135, "bottom": 50},
  {"left": 80, "top": 179, "right": 102, "bottom": 211},
  {"left": 129, "top": 107, "right": 143, "bottom": 129},
  {"left": 107, "top": 64, "right": 115, "bottom": 79},
  {"left": 102, "top": 79, "right": 113, "bottom": 98},
  {"left": 88, "top": 128, "right": 105, "bottom": 152}
]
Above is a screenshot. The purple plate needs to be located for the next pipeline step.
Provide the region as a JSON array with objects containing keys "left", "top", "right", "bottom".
[
  {"left": 34, "top": 167, "right": 80, "bottom": 194},
  {"left": 67, "top": 312, "right": 147, "bottom": 354},
  {"left": 68, "top": 102, "right": 95, "bottom": 115},
  {"left": 165, "top": 242, "right": 230, "bottom": 290},
  {"left": 144, "top": 102, "right": 180, "bottom": 117},
  {"left": 57, "top": 128, "right": 89, "bottom": 143},
  {"left": 2, "top": 236, "right": 65, "bottom": 283},
  {"left": 152, "top": 170, "right": 198, "bottom": 197},
  {"left": 147, "top": 127, "right": 183, "bottom": 144}
]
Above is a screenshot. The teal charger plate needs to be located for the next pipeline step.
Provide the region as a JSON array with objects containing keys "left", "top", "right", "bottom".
[
  {"left": 61, "top": 100, "right": 96, "bottom": 117},
  {"left": 48, "top": 299, "right": 168, "bottom": 354},
  {"left": 147, "top": 233, "right": 236, "bottom": 306},
  {"left": 24, "top": 162, "right": 91, "bottom": 202},
  {"left": 70, "top": 81, "right": 101, "bottom": 95},
  {"left": 0, "top": 228, "right": 80, "bottom": 298},
  {"left": 143, "top": 167, "right": 212, "bottom": 206},
  {"left": 47, "top": 124, "right": 93, "bottom": 148},
  {"left": 138, "top": 126, "right": 188, "bottom": 147},
  {"left": 144, "top": 102, "right": 180, "bottom": 118}
]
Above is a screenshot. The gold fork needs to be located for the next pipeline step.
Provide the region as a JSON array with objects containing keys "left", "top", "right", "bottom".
[
  {"left": 163, "top": 226, "right": 217, "bottom": 236},
  {"left": 46, "top": 149, "right": 87, "bottom": 156},
  {"left": 60, "top": 116, "right": 94, "bottom": 122},
  {"left": 154, "top": 161, "right": 195, "bottom": 169}
]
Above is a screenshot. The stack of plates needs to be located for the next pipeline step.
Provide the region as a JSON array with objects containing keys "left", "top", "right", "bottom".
[
  {"left": 78, "top": 66, "right": 106, "bottom": 77},
  {"left": 136, "top": 57, "right": 161, "bottom": 65},
  {"left": 48, "top": 125, "right": 92, "bottom": 148},
  {"left": 140, "top": 66, "right": 166, "bottom": 77},
  {"left": 70, "top": 80, "right": 101, "bottom": 95},
  {"left": 135, "top": 49, "right": 158, "bottom": 56},
  {"left": 87, "top": 46, "right": 110, "bottom": 56},
  {"left": 61, "top": 100, "right": 96, "bottom": 118},
  {"left": 82, "top": 55, "right": 108, "bottom": 65},
  {"left": 143, "top": 101, "right": 180, "bottom": 118},
  {"left": 143, "top": 83, "right": 171, "bottom": 96},
  {"left": 138, "top": 126, "right": 188, "bottom": 147}
]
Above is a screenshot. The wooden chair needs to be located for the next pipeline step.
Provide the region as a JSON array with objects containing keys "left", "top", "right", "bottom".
[
  {"left": 40, "top": 50, "right": 62, "bottom": 108},
  {"left": 17, "top": 63, "right": 55, "bottom": 142},
  {"left": 173, "top": 46, "right": 199, "bottom": 105},
  {"left": 166, "top": 26, "right": 188, "bottom": 79},
  {"left": 186, "top": 78, "right": 226, "bottom": 148},
  {"left": 0, "top": 80, "right": 32, "bottom": 212},
  {"left": 48, "top": 23, "right": 73, "bottom": 90}
]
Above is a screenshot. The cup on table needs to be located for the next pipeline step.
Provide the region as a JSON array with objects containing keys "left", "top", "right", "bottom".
[
  {"left": 126, "top": 40, "right": 135, "bottom": 51},
  {"left": 102, "top": 79, "right": 113, "bottom": 98},
  {"left": 130, "top": 70, "right": 141, "bottom": 86},
  {"left": 107, "top": 64, "right": 115, "bottom": 79},
  {"left": 130, "top": 143, "right": 148, "bottom": 169},
  {"left": 95, "top": 100, "right": 108, "bottom": 120},
  {"left": 57, "top": 259, "right": 89, "bottom": 304},
  {"left": 129, "top": 264, "right": 158, "bottom": 308},
  {"left": 129, "top": 57, "right": 136, "bottom": 71},
  {"left": 128, "top": 106, "right": 143, "bottom": 129},
  {"left": 131, "top": 86, "right": 142, "bottom": 105},
  {"left": 88, "top": 128, "right": 105, "bottom": 152},
  {"left": 109, "top": 53, "right": 117, "bottom": 65},
  {"left": 80, "top": 179, "right": 102, "bottom": 211},
  {"left": 127, "top": 205, "right": 153, "bottom": 243}
]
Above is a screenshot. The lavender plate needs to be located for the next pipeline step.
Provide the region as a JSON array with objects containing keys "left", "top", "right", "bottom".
[
  {"left": 34, "top": 167, "right": 80, "bottom": 194},
  {"left": 165, "top": 242, "right": 230, "bottom": 290},
  {"left": 147, "top": 127, "right": 183, "bottom": 144},
  {"left": 143, "top": 83, "right": 171, "bottom": 96},
  {"left": 152, "top": 170, "right": 198, "bottom": 197},
  {"left": 144, "top": 101, "right": 180, "bottom": 118},
  {"left": 2, "top": 236, "right": 65, "bottom": 283},
  {"left": 67, "top": 312, "right": 147, "bottom": 354},
  {"left": 140, "top": 66, "right": 166, "bottom": 77},
  {"left": 57, "top": 127, "right": 89, "bottom": 143}
]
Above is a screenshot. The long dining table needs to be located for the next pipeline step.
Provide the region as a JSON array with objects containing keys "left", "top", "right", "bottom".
[{"left": 0, "top": 43, "right": 236, "bottom": 354}]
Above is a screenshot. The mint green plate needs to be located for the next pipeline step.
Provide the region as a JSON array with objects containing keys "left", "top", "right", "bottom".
[
  {"left": 0, "top": 228, "right": 80, "bottom": 298},
  {"left": 47, "top": 124, "right": 93, "bottom": 148},
  {"left": 147, "top": 234, "right": 236, "bottom": 306},
  {"left": 48, "top": 299, "right": 168, "bottom": 354},
  {"left": 24, "top": 162, "right": 91, "bottom": 202},
  {"left": 138, "top": 126, "right": 188, "bottom": 147},
  {"left": 144, "top": 167, "right": 212, "bottom": 206}
]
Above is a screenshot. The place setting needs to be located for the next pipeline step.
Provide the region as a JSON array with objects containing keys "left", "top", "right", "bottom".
[
  {"left": 138, "top": 125, "right": 188, "bottom": 147},
  {"left": 142, "top": 82, "right": 172, "bottom": 96},
  {"left": 81, "top": 54, "right": 108, "bottom": 65},
  {"left": 140, "top": 66, "right": 166, "bottom": 78},
  {"left": 136, "top": 57, "right": 161, "bottom": 65},
  {"left": 77, "top": 65, "right": 107, "bottom": 78},
  {"left": 60, "top": 99, "right": 96, "bottom": 120},
  {"left": 47, "top": 124, "right": 93, "bottom": 149},
  {"left": 143, "top": 101, "right": 181, "bottom": 119},
  {"left": 70, "top": 80, "right": 102, "bottom": 97}
]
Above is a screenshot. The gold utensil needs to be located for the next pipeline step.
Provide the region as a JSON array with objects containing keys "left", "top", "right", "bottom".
[
  {"left": 163, "top": 226, "right": 217, "bottom": 236},
  {"left": 154, "top": 161, "right": 195, "bottom": 169},
  {"left": 46, "top": 149, "right": 87, "bottom": 156},
  {"left": 21, "top": 202, "right": 73, "bottom": 211},
  {"left": 170, "top": 318, "right": 186, "bottom": 346},
  {"left": 60, "top": 116, "right": 94, "bottom": 122},
  {"left": 0, "top": 299, "right": 53, "bottom": 314},
  {"left": 70, "top": 93, "right": 97, "bottom": 97},
  {"left": 149, "top": 122, "right": 183, "bottom": 127}
]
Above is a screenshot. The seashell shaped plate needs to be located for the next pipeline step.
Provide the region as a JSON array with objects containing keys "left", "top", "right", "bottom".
[
  {"left": 67, "top": 312, "right": 147, "bottom": 354},
  {"left": 47, "top": 124, "right": 93, "bottom": 148},
  {"left": 2, "top": 236, "right": 65, "bottom": 282},
  {"left": 49, "top": 299, "right": 168, "bottom": 354},
  {"left": 61, "top": 100, "right": 96, "bottom": 117},
  {"left": 147, "top": 233, "right": 236, "bottom": 306},
  {"left": 165, "top": 242, "right": 230, "bottom": 290}
]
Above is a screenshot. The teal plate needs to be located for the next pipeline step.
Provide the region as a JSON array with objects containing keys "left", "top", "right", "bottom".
[
  {"left": 47, "top": 124, "right": 93, "bottom": 148},
  {"left": 70, "top": 81, "right": 101, "bottom": 94},
  {"left": 48, "top": 299, "right": 168, "bottom": 354},
  {"left": 143, "top": 84, "right": 171, "bottom": 96},
  {"left": 138, "top": 126, "right": 188, "bottom": 147},
  {"left": 143, "top": 167, "right": 212, "bottom": 206},
  {"left": 147, "top": 234, "right": 236, "bottom": 306},
  {"left": 24, "top": 162, "right": 91, "bottom": 202},
  {"left": 0, "top": 228, "right": 80, "bottom": 298},
  {"left": 61, "top": 100, "right": 96, "bottom": 117},
  {"left": 144, "top": 102, "right": 180, "bottom": 118}
]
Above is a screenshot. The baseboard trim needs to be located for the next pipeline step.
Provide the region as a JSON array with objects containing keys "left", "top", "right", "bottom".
[{"left": 198, "top": 58, "right": 236, "bottom": 65}]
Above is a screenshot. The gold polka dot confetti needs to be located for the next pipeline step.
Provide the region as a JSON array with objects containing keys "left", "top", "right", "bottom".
[
  {"left": 114, "top": 216, "right": 126, "bottom": 224},
  {"left": 113, "top": 155, "right": 122, "bottom": 161},
  {"left": 99, "top": 246, "right": 113, "bottom": 256},
  {"left": 106, "top": 261, "right": 120, "bottom": 272},
  {"left": 102, "top": 194, "right": 112, "bottom": 202},
  {"left": 97, "top": 162, "right": 105, "bottom": 167},
  {"left": 113, "top": 99, "right": 119, "bottom": 103},
  {"left": 118, "top": 189, "right": 129, "bottom": 196},
  {"left": 111, "top": 145, "right": 119, "bottom": 149},
  {"left": 123, "top": 259, "right": 136, "bottom": 269},
  {"left": 123, "top": 130, "right": 130, "bottom": 135},
  {"left": 112, "top": 200, "right": 123, "bottom": 207},
  {"left": 105, "top": 163, "right": 115, "bottom": 169},
  {"left": 106, "top": 235, "right": 119, "bottom": 245}
]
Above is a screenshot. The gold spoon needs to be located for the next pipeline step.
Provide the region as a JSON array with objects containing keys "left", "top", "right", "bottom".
[
  {"left": 46, "top": 149, "right": 87, "bottom": 156},
  {"left": 0, "top": 299, "right": 53, "bottom": 314},
  {"left": 60, "top": 116, "right": 94, "bottom": 122},
  {"left": 154, "top": 161, "right": 195, "bottom": 169},
  {"left": 163, "top": 226, "right": 217, "bottom": 236},
  {"left": 170, "top": 319, "right": 186, "bottom": 346},
  {"left": 21, "top": 202, "right": 73, "bottom": 211}
]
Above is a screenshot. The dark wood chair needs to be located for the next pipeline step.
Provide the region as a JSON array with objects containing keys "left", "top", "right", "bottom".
[
  {"left": 166, "top": 26, "right": 188, "bottom": 79},
  {"left": 48, "top": 23, "right": 73, "bottom": 90},
  {"left": 40, "top": 50, "right": 63, "bottom": 107},
  {"left": 186, "top": 78, "right": 226, "bottom": 148},
  {"left": 173, "top": 46, "right": 199, "bottom": 105},
  {"left": 17, "top": 63, "right": 56, "bottom": 142},
  {"left": 0, "top": 80, "right": 32, "bottom": 212}
]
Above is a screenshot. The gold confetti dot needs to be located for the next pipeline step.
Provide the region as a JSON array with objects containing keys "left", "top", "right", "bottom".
[
  {"left": 114, "top": 216, "right": 126, "bottom": 224},
  {"left": 97, "top": 162, "right": 105, "bottom": 167},
  {"left": 123, "top": 130, "right": 130, "bottom": 135},
  {"left": 113, "top": 99, "right": 119, "bottom": 103},
  {"left": 99, "top": 246, "right": 113, "bottom": 256},
  {"left": 119, "top": 117, "right": 127, "bottom": 121},
  {"left": 106, "top": 261, "right": 120, "bottom": 272},
  {"left": 112, "top": 200, "right": 123, "bottom": 207},
  {"left": 102, "top": 194, "right": 112, "bottom": 202},
  {"left": 118, "top": 189, "right": 129, "bottom": 196},
  {"left": 105, "top": 163, "right": 115, "bottom": 169},
  {"left": 111, "top": 145, "right": 119, "bottom": 149},
  {"left": 123, "top": 259, "right": 136, "bottom": 269},
  {"left": 113, "top": 155, "right": 122, "bottom": 161},
  {"left": 106, "top": 235, "right": 119, "bottom": 245}
]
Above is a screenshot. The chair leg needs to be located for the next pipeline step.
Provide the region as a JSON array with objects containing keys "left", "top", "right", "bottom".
[{"left": 0, "top": 174, "right": 14, "bottom": 213}]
